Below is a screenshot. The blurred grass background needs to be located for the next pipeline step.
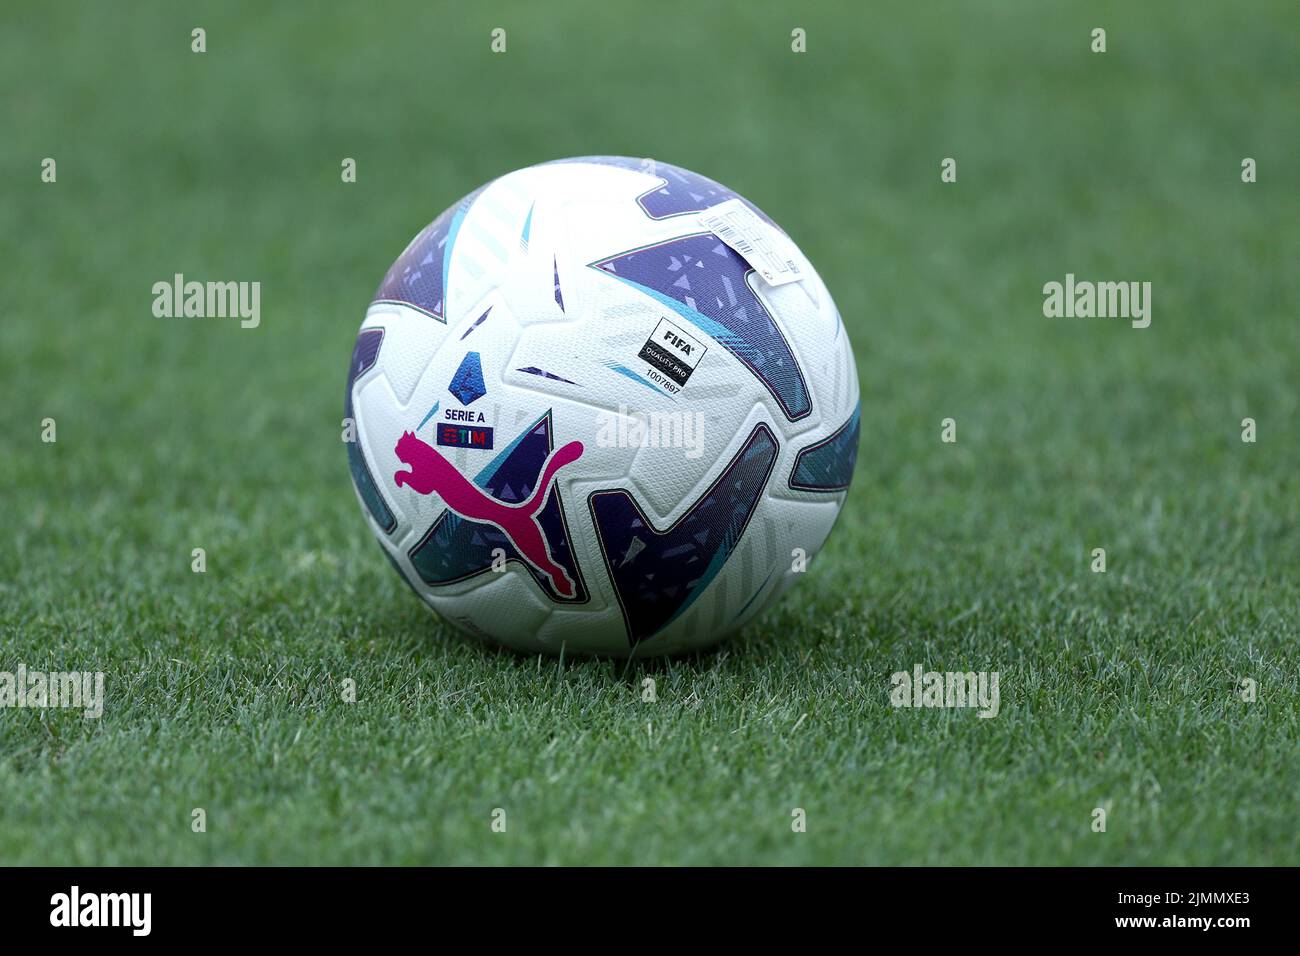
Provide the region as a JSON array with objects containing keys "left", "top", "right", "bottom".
[{"left": 0, "top": 0, "right": 1296, "bottom": 864}]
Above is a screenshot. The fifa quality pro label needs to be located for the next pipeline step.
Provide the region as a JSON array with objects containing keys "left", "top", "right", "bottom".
[{"left": 639, "top": 317, "right": 707, "bottom": 386}]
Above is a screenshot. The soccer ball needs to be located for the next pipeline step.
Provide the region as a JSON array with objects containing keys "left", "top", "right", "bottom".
[{"left": 345, "top": 157, "right": 859, "bottom": 657}]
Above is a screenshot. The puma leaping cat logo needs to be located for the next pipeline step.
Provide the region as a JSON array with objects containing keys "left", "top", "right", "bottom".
[{"left": 394, "top": 431, "right": 584, "bottom": 597}]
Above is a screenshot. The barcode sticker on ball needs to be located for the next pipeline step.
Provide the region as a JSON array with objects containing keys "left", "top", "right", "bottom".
[{"left": 699, "top": 198, "right": 803, "bottom": 287}]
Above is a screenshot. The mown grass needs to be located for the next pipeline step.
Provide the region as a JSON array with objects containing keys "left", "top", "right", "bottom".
[{"left": 0, "top": 0, "right": 1296, "bottom": 864}]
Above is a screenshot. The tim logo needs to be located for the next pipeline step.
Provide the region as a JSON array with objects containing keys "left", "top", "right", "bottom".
[
  {"left": 437, "top": 422, "right": 493, "bottom": 449},
  {"left": 395, "top": 430, "right": 584, "bottom": 597}
]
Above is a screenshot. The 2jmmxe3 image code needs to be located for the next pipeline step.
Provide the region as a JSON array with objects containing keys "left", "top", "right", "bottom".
[{"left": 1112, "top": 890, "right": 1252, "bottom": 930}]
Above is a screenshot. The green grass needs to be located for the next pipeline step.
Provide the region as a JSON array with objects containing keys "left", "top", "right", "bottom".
[{"left": 1, "top": 0, "right": 1296, "bottom": 864}]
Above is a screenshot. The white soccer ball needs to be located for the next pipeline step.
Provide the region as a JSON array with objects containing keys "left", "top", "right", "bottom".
[{"left": 346, "top": 157, "right": 859, "bottom": 656}]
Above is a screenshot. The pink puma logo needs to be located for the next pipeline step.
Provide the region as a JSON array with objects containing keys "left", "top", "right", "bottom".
[{"left": 394, "top": 431, "right": 584, "bottom": 598}]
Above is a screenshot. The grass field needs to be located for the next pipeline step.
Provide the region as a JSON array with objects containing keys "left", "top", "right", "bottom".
[{"left": 1, "top": 0, "right": 1297, "bottom": 865}]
